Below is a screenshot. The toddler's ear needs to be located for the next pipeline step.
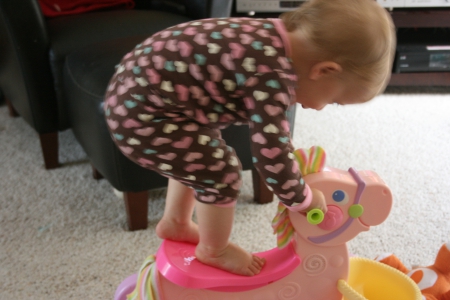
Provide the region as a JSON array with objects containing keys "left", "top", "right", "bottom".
[{"left": 309, "top": 61, "right": 342, "bottom": 80}]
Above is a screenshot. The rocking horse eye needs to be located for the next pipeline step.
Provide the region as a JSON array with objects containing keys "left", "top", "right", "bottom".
[{"left": 332, "top": 190, "right": 349, "bottom": 205}]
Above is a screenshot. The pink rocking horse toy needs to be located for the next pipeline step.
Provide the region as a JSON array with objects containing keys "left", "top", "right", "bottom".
[{"left": 114, "top": 147, "right": 408, "bottom": 300}]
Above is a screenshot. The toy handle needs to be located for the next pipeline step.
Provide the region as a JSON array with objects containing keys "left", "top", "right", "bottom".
[
  {"left": 337, "top": 279, "right": 368, "bottom": 300},
  {"left": 307, "top": 208, "right": 324, "bottom": 225}
]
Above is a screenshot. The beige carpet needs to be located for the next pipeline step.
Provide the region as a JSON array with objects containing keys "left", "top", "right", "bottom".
[{"left": 1, "top": 93, "right": 449, "bottom": 299}]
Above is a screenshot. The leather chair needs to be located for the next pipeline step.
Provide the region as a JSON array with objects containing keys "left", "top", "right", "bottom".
[{"left": 1, "top": 0, "right": 297, "bottom": 230}]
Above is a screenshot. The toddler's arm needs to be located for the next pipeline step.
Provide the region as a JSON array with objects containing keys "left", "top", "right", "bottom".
[{"left": 244, "top": 71, "right": 312, "bottom": 209}]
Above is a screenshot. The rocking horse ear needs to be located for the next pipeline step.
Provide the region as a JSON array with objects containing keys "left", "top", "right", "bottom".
[
  {"left": 422, "top": 293, "right": 439, "bottom": 300},
  {"left": 294, "top": 146, "right": 326, "bottom": 175},
  {"left": 376, "top": 254, "right": 409, "bottom": 274},
  {"left": 434, "top": 243, "right": 450, "bottom": 275},
  {"left": 442, "top": 290, "right": 450, "bottom": 300}
]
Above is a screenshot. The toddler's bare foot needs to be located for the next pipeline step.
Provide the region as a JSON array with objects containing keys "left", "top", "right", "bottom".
[
  {"left": 156, "top": 217, "right": 199, "bottom": 244},
  {"left": 195, "top": 242, "right": 265, "bottom": 276}
]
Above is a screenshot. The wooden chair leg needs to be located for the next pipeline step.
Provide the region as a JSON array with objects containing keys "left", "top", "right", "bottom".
[
  {"left": 123, "top": 191, "right": 149, "bottom": 231},
  {"left": 252, "top": 167, "right": 274, "bottom": 204},
  {"left": 38, "top": 132, "right": 59, "bottom": 169},
  {"left": 5, "top": 98, "right": 19, "bottom": 117},
  {"left": 91, "top": 164, "right": 104, "bottom": 180}
]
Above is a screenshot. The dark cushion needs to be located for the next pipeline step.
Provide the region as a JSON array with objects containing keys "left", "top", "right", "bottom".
[
  {"left": 66, "top": 36, "right": 146, "bottom": 98},
  {"left": 48, "top": 10, "right": 191, "bottom": 129},
  {"left": 48, "top": 10, "right": 191, "bottom": 65}
]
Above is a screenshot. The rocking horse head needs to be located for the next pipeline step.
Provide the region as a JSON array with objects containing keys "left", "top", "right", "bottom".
[{"left": 274, "top": 146, "right": 393, "bottom": 248}]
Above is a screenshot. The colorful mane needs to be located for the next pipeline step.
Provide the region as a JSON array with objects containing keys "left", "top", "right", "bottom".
[{"left": 272, "top": 146, "right": 326, "bottom": 248}]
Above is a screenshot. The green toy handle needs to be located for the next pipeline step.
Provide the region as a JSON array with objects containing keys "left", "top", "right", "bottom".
[{"left": 307, "top": 208, "right": 324, "bottom": 225}]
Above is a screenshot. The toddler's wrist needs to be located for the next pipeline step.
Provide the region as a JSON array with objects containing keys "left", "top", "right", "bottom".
[{"left": 285, "top": 184, "right": 312, "bottom": 212}]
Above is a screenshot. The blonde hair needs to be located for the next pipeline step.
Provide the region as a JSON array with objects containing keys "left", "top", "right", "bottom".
[{"left": 281, "top": 0, "right": 396, "bottom": 96}]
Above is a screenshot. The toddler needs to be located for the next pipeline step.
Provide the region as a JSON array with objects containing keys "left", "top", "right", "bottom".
[{"left": 104, "top": 0, "right": 395, "bottom": 276}]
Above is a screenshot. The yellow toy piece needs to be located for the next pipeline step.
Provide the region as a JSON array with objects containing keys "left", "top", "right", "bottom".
[{"left": 338, "top": 257, "right": 422, "bottom": 300}]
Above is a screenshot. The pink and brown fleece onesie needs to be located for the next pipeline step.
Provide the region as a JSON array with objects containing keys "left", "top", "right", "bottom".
[{"left": 104, "top": 17, "right": 310, "bottom": 207}]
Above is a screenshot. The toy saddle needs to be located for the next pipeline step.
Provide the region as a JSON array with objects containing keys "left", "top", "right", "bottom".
[{"left": 156, "top": 239, "right": 300, "bottom": 291}]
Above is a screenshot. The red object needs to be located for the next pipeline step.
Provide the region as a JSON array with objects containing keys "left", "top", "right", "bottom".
[{"left": 39, "top": 0, "right": 135, "bottom": 17}]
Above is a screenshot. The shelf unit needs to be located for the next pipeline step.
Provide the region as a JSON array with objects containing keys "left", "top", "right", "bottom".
[{"left": 389, "top": 9, "right": 450, "bottom": 86}]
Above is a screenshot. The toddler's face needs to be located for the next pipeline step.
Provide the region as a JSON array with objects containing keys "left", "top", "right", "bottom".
[{"left": 295, "top": 77, "right": 373, "bottom": 111}]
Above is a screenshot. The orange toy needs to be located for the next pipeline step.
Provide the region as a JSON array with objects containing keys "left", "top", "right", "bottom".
[{"left": 376, "top": 243, "right": 450, "bottom": 300}]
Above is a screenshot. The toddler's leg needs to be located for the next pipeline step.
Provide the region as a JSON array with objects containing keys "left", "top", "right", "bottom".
[
  {"left": 195, "top": 201, "right": 265, "bottom": 276},
  {"left": 156, "top": 178, "right": 199, "bottom": 244}
]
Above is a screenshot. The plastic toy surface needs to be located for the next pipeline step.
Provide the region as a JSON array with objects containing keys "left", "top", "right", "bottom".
[
  {"left": 114, "top": 147, "right": 420, "bottom": 300},
  {"left": 339, "top": 257, "right": 422, "bottom": 300}
]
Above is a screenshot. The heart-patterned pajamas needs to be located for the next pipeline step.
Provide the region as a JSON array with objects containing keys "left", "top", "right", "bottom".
[{"left": 104, "top": 17, "right": 307, "bottom": 206}]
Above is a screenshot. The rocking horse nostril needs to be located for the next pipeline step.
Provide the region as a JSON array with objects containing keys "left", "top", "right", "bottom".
[
  {"left": 307, "top": 209, "right": 324, "bottom": 225},
  {"left": 318, "top": 205, "right": 344, "bottom": 231}
]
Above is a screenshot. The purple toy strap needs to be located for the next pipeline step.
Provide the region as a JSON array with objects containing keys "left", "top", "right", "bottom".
[{"left": 348, "top": 168, "right": 366, "bottom": 205}]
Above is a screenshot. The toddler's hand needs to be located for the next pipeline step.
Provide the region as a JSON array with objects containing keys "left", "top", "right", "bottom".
[{"left": 301, "top": 188, "right": 328, "bottom": 214}]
